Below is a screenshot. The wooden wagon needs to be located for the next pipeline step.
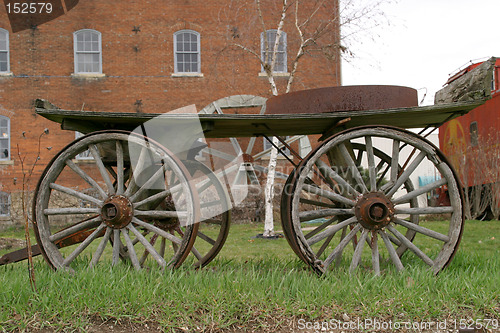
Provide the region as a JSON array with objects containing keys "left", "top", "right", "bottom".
[{"left": 1, "top": 62, "right": 494, "bottom": 274}]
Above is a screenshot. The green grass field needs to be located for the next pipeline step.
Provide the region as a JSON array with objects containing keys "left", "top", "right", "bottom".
[{"left": 0, "top": 220, "right": 499, "bottom": 332}]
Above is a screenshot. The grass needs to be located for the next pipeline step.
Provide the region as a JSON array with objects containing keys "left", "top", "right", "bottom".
[{"left": 0, "top": 220, "right": 499, "bottom": 332}]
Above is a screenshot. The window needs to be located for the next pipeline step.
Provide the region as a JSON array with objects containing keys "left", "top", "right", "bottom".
[
  {"left": 73, "top": 29, "right": 102, "bottom": 74},
  {"left": 174, "top": 30, "right": 200, "bottom": 73},
  {"left": 470, "top": 121, "right": 479, "bottom": 147},
  {"left": 261, "top": 30, "right": 287, "bottom": 73},
  {"left": 0, "top": 116, "right": 9, "bottom": 160},
  {"left": 0, "top": 192, "right": 10, "bottom": 216},
  {"left": 0, "top": 29, "right": 9, "bottom": 73}
]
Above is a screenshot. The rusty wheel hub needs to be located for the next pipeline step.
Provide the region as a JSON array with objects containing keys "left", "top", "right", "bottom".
[
  {"left": 355, "top": 192, "right": 395, "bottom": 230},
  {"left": 101, "top": 195, "right": 134, "bottom": 229}
]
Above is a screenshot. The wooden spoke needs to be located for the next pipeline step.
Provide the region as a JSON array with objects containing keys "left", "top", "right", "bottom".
[
  {"left": 139, "top": 234, "right": 157, "bottom": 266},
  {"left": 134, "top": 210, "right": 187, "bottom": 219},
  {"left": 49, "top": 183, "right": 102, "bottom": 206},
  {"left": 112, "top": 229, "right": 121, "bottom": 266},
  {"left": 349, "top": 228, "right": 369, "bottom": 273},
  {"left": 302, "top": 183, "right": 356, "bottom": 206},
  {"left": 124, "top": 146, "right": 148, "bottom": 197},
  {"left": 304, "top": 217, "right": 336, "bottom": 240},
  {"left": 203, "top": 147, "right": 237, "bottom": 162},
  {"left": 129, "top": 165, "right": 167, "bottom": 203},
  {"left": 365, "top": 136, "right": 377, "bottom": 191},
  {"left": 335, "top": 227, "right": 348, "bottom": 266},
  {"left": 89, "top": 144, "right": 115, "bottom": 195},
  {"left": 299, "top": 208, "right": 354, "bottom": 222},
  {"left": 380, "top": 230, "right": 404, "bottom": 271},
  {"left": 122, "top": 228, "right": 141, "bottom": 270},
  {"left": 90, "top": 227, "right": 112, "bottom": 268},
  {"left": 392, "top": 178, "right": 447, "bottom": 204},
  {"left": 299, "top": 198, "right": 336, "bottom": 208},
  {"left": 159, "top": 237, "right": 166, "bottom": 258},
  {"left": 124, "top": 168, "right": 139, "bottom": 198},
  {"left": 388, "top": 233, "right": 402, "bottom": 247},
  {"left": 324, "top": 224, "right": 362, "bottom": 268},
  {"left": 116, "top": 140, "right": 125, "bottom": 195},
  {"left": 49, "top": 216, "right": 102, "bottom": 242},
  {"left": 44, "top": 207, "right": 99, "bottom": 216},
  {"left": 200, "top": 200, "right": 222, "bottom": 209},
  {"left": 386, "top": 151, "right": 426, "bottom": 197},
  {"left": 128, "top": 224, "right": 166, "bottom": 268},
  {"left": 370, "top": 232, "right": 380, "bottom": 276},
  {"left": 395, "top": 206, "right": 454, "bottom": 215},
  {"left": 191, "top": 246, "right": 203, "bottom": 261},
  {"left": 105, "top": 165, "right": 118, "bottom": 184},
  {"left": 338, "top": 143, "right": 369, "bottom": 193},
  {"left": 197, "top": 231, "right": 216, "bottom": 246},
  {"left": 133, "top": 190, "right": 172, "bottom": 208},
  {"left": 132, "top": 217, "right": 183, "bottom": 245},
  {"left": 387, "top": 225, "right": 434, "bottom": 267},
  {"left": 196, "top": 177, "right": 214, "bottom": 194},
  {"left": 316, "top": 232, "right": 336, "bottom": 258},
  {"left": 63, "top": 223, "right": 106, "bottom": 267},
  {"left": 307, "top": 216, "right": 357, "bottom": 246},
  {"left": 390, "top": 139, "right": 400, "bottom": 183},
  {"left": 394, "top": 218, "right": 450, "bottom": 242},
  {"left": 315, "top": 159, "right": 360, "bottom": 197},
  {"left": 66, "top": 160, "right": 107, "bottom": 199}
]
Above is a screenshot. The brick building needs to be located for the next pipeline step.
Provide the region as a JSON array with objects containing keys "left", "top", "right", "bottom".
[{"left": 0, "top": 0, "right": 341, "bottom": 225}]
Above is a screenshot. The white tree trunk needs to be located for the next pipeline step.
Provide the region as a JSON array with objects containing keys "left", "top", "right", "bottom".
[{"left": 263, "top": 136, "right": 279, "bottom": 237}]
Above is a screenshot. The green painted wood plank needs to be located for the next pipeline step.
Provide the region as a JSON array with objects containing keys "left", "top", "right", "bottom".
[{"left": 36, "top": 99, "right": 485, "bottom": 138}]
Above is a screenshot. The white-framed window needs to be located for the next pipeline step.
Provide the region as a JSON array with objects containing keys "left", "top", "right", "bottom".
[
  {"left": 0, "top": 28, "right": 9, "bottom": 73},
  {"left": 174, "top": 30, "right": 201, "bottom": 73},
  {"left": 0, "top": 192, "right": 10, "bottom": 216},
  {"left": 261, "top": 30, "right": 287, "bottom": 73},
  {"left": 73, "top": 29, "right": 102, "bottom": 74},
  {"left": 263, "top": 136, "right": 290, "bottom": 156},
  {"left": 75, "top": 132, "right": 93, "bottom": 159},
  {"left": 0, "top": 116, "right": 10, "bottom": 160}
]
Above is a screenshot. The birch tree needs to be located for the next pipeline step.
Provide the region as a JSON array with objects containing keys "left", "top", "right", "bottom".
[{"left": 219, "top": 0, "right": 389, "bottom": 236}]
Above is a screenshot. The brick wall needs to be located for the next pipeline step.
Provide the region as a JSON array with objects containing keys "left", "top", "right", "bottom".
[{"left": 0, "top": 0, "right": 340, "bottom": 225}]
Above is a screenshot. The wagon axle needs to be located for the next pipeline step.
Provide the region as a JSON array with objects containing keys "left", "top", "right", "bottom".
[
  {"left": 355, "top": 192, "right": 395, "bottom": 231},
  {"left": 101, "top": 195, "right": 133, "bottom": 229}
]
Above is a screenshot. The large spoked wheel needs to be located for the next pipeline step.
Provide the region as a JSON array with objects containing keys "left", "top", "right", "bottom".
[
  {"left": 33, "top": 130, "right": 200, "bottom": 271},
  {"left": 281, "top": 142, "right": 420, "bottom": 265},
  {"left": 140, "top": 160, "right": 231, "bottom": 268},
  {"left": 282, "top": 126, "right": 464, "bottom": 275}
]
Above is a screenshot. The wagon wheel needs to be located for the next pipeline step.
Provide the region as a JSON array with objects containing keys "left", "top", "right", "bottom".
[
  {"left": 138, "top": 160, "right": 231, "bottom": 268},
  {"left": 33, "top": 130, "right": 200, "bottom": 271},
  {"left": 282, "top": 126, "right": 464, "bottom": 275},
  {"left": 281, "top": 142, "right": 420, "bottom": 264}
]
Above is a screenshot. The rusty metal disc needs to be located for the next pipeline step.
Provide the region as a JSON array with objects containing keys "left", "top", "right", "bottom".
[{"left": 266, "top": 85, "right": 418, "bottom": 115}]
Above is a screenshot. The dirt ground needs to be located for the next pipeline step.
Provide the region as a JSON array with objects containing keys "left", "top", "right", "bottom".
[
  {"left": 19, "top": 318, "right": 497, "bottom": 333},
  {"left": 0, "top": 237, "right": 24, "bottom": 251}
]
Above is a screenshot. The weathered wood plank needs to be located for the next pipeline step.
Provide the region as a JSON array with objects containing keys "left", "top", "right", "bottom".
[{"left": 435, "top": 57, "right": 496, "bottom": 104}]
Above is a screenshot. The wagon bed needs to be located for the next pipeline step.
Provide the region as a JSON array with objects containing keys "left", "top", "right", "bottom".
[{"left": 35, "top": 99, "right": 483, "bottom": 137}]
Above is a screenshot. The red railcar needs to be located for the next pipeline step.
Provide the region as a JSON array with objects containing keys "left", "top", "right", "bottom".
[{"left": 439, "top": 57, "right": 500, "bottom": 218}]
